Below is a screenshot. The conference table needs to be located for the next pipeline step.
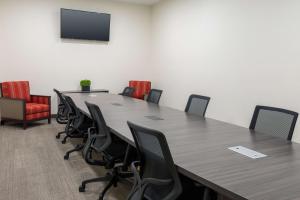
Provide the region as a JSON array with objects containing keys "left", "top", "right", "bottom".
[{"left": 68, "top": 92, "right": 300, "bottom": 200}]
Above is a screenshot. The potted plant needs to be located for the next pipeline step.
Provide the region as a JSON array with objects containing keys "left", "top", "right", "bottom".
[{"left": 80, "top": 79, "right": 91, "bottom": 92}]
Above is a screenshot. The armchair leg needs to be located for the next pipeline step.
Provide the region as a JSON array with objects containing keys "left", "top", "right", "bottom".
[
  {"left": 0, "top": 120, "right": 4, "bottom": 125},
  {"left": 48, "top": 118, "right": 51, "bottom": 124},
  {"left": 23, "top": 122, "right": 27, "bottom": 130}
]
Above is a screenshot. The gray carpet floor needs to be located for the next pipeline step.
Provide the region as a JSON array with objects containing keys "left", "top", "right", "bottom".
[{"left": 0, "top": 121, "right": 131, "bottom": 200}]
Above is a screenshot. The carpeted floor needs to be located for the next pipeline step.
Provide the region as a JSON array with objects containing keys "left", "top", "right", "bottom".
[{"left": 0, "top": 121, "right": 131, "bottom": 200}]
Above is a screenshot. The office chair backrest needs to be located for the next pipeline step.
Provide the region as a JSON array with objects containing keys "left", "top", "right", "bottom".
[
  {"left": 60, "top": 94, "right": 73, "bottom": 116},
  {"left": 185, "top": 94, "right": 211, "bottom": 117},
  {"left": 121, "top": 87, "right": 135, "bottom": 97},
  {"left": 53, "top": 89, "right": 69, "bottom": 114},
  {"left": 84, "top": 102, "right": 112, "bottom": 162},
  {"left": 53, "top": 88, "right": 64, "bottom": 102},
  {"left": 146, "top": 89, "right": 163, "bottom": 104},
  {"left": 249, "top": 105, "right": 298, "bottom": 141},
  {"left": 128, "top": 121, "right": 182, "bottom": 200},
  {"left": 64, "top": 96, "right": 84, "bottom": 128}
]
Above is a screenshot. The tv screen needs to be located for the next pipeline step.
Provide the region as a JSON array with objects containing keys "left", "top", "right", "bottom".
[{"left": 61, "top": 9, "right": 111, "bottom": 41}]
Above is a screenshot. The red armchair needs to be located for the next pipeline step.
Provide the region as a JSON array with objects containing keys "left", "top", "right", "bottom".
[
  {"left": 0, "top": 81, "right": 51, "bottom": 129},
  {"left": 129, "top": 80, "right": 151, "bottom": 100}
]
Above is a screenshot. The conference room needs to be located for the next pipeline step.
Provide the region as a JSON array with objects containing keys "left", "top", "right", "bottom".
[{"left": 1, "top": 0, "right": 300, "bottom": 200}]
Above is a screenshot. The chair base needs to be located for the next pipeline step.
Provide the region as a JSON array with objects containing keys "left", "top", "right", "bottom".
[
  {"left": 56, "top": 131, "right": 66, "bottom": 139},
  {"left": 61, "top": 135, "right": 69, "bottom": 144},
  {"left": 79, "top": 173, "right": 112, "bottom": 193},
  {"left": 79, "top": 166, "right": 133, "bottom": 200},
  {"left": 64, "top": 144, "right": 84, "bottom": 160}
]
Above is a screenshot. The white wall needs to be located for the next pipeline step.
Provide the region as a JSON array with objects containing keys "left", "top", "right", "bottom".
[
  {"left": 151, "top": 0, "right": 300, "bottom": 142},
  {"left": 0, "top": 0, "right": 152, "bottom": 111},
  {"left": 1, "top": 0, "right": 300, "bottom": 142}
]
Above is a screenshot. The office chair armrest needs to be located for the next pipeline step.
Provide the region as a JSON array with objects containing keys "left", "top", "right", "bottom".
[
  {"left": 142, "top": 178, "right": 173, "bottom": 187},
  {"left": 91, "top": 134, "right": 106, "bottom": 140},
  {"left": 87, "top": 127, "right": 106, "bottom": 140},
  {"left": 68, "top": 113, "right": 79, "bottom": 120},
  {"left": 0, "top": 97, "right": 25, "bottom": 120},
  {"left": 87, "top": 127, "right": 97, "bottom": 135},
  {"left": 88, "top": 129, "right": 110, "bottom": 153},
  {"left": 90, "top": 134, "right": 108, "bottom": 153},
  {"left": 57, "top": 104, "right": 67, "bottom": 114},
  {"left": 58, "top": 103, "right": 65, "bottom": 108}
]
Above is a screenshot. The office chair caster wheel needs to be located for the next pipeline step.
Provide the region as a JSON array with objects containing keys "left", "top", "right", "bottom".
[
  {"left": 56, "top": 135, "right": 60, "bottom": 139},
  {"left": 64, "top": 154, "right": 69, "bottom": 160},
  {"left": 79, "top": 185, "right": 85, "bottom": 192}
]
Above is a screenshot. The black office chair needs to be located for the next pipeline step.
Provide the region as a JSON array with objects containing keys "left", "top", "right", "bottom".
[
  {"left": 60, "top": 96, "right": 93, "bottom": 160},
  {"left": 185, "top": 94, "right": 211, "bottom": 117},
  {"left": 53, "top": 89, "right": 69, "bottom": 124},
  {"left": 60, "top": 96, "right": 87, "bottom": 143},
  {"left": 127, "top": 121, "right": 182, "bottom": 200},
  {"left": 55, "top": 94, "right": 74, "bottom": 139},
  {"left": 146, "top": 89, "right": 163, "bottom": 104},
  {"left": 79, "top": 102, "right": 130, "bottom": 200},
  {"left": 249, "top": 105, "right": 298, "bottom": 141},
  {"left": 120, "top": 87, "right": 135, "bottom": 97}
]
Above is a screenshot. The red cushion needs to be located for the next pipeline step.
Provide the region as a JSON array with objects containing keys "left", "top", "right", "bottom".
[
  {"left": 1, "top": 81, "right": 31, "bottom": 102},
  {"left": 129, "top": 81, "right": 151, "bottom": 99},
  {"left": 26, "top": 112, "right": 49, "bottom": 121},
  {"left": 26, "top": 103, "right": 49, "bottom": 114}
]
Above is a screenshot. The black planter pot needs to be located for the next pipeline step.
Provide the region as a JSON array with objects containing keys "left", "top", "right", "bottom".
[{"left": 81, "top": 86, "right": 90, "bottom": 92}]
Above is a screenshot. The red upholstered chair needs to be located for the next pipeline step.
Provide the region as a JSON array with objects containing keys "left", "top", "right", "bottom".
[
  {"left": 129, "top": 81, "right": 151, "bottom": 100},
  {"left": 0, "top": 81, "right": 51, "bottom": 129}
]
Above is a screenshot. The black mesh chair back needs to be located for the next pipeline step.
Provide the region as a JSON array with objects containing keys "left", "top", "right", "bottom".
[
  {"left": 53, "top": 89, "right": 69, "bottom": 122},
  {"left": 127, "top": 122, "right": 182, "bottom": 200},
  {"left": 249, "top": 105, "right": 298, "bottom": 141},
  {"left": 146, "top": 89, "right": 163, "bottom": 104},
  {"left": 83, "top": 102, "right": 112, "bottom": 164},
  {"left": 79, "top": 102, "right": 128, "bottom": 200},
  {"left": 64, "top": 96, "right": 85, "bottom": 129},
  {"left": 120, "top": 87, "right": 135, "bottom": 97},
  {"left": 185, "top": 94, "right": 211, "bottom": 117},
  {"left": 53, "top": 88, "right": 64, "bottom": 102}
]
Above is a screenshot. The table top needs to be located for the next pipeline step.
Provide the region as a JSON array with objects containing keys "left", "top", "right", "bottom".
[
  {"left": 61, "top": 89, "right": 109, "bottom": 94},
  {"left": 69, "top": 92, "right": 300, "bottom": 200}
]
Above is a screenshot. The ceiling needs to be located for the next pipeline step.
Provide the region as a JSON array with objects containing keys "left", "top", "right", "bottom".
[{"left": 113, "top": 0, "right": 161, "bottom": 5}]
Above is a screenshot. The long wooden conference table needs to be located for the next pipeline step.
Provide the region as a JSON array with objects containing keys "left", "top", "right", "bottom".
[{"left": 68, "top": 92, "right": 300, "bottom": 200}]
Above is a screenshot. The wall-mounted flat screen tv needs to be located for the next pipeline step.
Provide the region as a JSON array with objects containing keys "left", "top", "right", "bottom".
[{"left": 61, "top": 8, "right": 111, "bottom": 41}]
